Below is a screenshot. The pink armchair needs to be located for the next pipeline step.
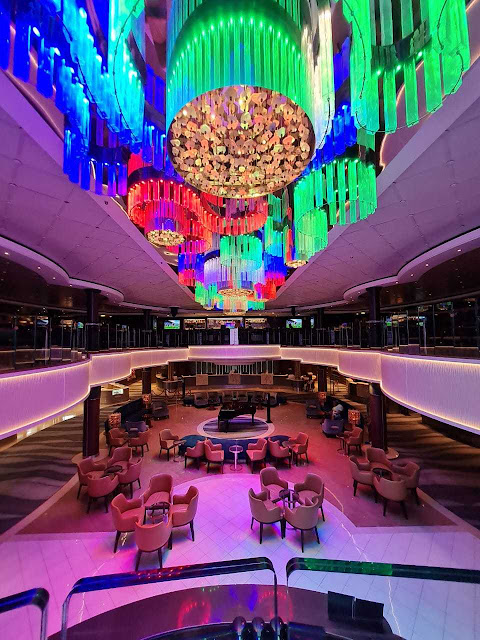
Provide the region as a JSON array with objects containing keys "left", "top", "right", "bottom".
[
  {"left": 366, "top": 447, "right": 392, "bottom": 472},
  {"left": 392, "top": 460, "right": 421, "bottom": 505},
  {"left": 268, "top": 439, "right": 291, "bottom": 467},
  {"left": 159, "top": 429, "right": 181, "bottom": 461},
  {"left": 117, "top": 458, "right": 143, "bottom": 498},
  {"left": 184, "top": 440, "right": 205, "bottom": 469},
  {"left": 129, "top": 430, "right": 150, "bottom": 457},
  {"left": 76, "top": 458, "right": 106, "bottom": 499},
  {"left": 344, "top": 427, "right": 363, "bottom": 455},
  {"left": 283, "top": 496, "right": 321, "bottom": 552},
  {"left": 204, "top": 439, "right": 224, "bottom": 473},
  {"left": 134, "top": 513, "right": 173, "bottom": 570},
  {"left": 107, "top": 446, "right": 133, "bottom": 472},
  {"left": 86, "top": 473, "right": 119, "bottom": 513},
  {"left": 248, "top": 488, "right": 283, "bottom": 543},
  {"left": 111, "top": 494, "right": 144, "bottom": 552},
  {"left": 294, "top": 473, "right": 325, "bottom": 521},
  {"left": 349, "top": 456, "right": 376, "bottom": 500},
  {"left": 142, "top": 474, "right": 173, "bottom": 515},
  {"left": 374, "top": 475, "right": 408, "bottom": 519},
  {"left": 171, "top": 486, "right": 199, "bottom": 540},
  {"left": 107, "top": 427, "right": 127, "bottom": 455},
  {"left": 287, "top": 433, "right": 309, "bottom": 465},
  {"left": 246, "top": 438, "right": 267, "bottom": 472},
  {"left": 260, "top": 467, "right": 288, "bottom": 501}
]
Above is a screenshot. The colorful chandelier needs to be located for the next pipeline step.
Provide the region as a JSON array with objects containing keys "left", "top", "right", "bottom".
[
  {"left": 166, "top": 0, "right": 335, "bottom": 197},
  {"left": 198, "top": 195, "right": 269, "bottom": 236}
]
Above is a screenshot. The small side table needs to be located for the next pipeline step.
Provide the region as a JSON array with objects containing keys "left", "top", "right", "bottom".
[{"left": 229, "top": 445, "right": 243, "bottom": 471}]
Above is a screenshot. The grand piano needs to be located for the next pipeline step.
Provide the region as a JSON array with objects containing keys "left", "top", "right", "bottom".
[{"left": 218, "top": 401, "right": 256, "bottom": 432}]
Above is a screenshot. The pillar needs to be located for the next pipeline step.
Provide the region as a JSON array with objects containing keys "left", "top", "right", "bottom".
[
  {"left": 142, "top": 309, "right": 152, "bottom": 348},
  {"left": 316, "top": 308, "right": 325, "bottom": 329},
  {"left": 368, "top": 383, "right": 387, "bottom": 450},
  {"left": 294, "top": 360, "right": 301, "bottom": 379},
  {"left": 367, "top": 286, "right": 382, "bottom": 348},
  {"left": 142, "top": 368, "right": 152, "bottom": 395},
  {"left": 83, "top": 386, "right": 101, "bottom": 457},
  {"left": 317, "top": 365, "right": 327, "bottom": 392},
  {"left": 266, "top": 393, "right": 272, "bottom": 423},
  {"left": 85, "top": 288, "right": 100, "bottom": 352},
  {"left": 168, "top": 362, "right": 174, "bottom": 379}
]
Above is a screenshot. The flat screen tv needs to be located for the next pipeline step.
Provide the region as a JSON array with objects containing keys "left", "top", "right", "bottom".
[
  {"left": 286, "top": 318, "right": 302, "bottom": 329},
  {"left": 164, "top": 319, "right": 180, "bottom": 330}
]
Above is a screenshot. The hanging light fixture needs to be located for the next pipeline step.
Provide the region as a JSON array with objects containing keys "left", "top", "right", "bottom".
[
  {"left": 198, "top": 194, "right": 269, "bottom": 236},
  {"left": 166, "top": 0, "right": 335, "bottom": 197},
  {"left": 343, "top": 0, "right": 470, "bottom": 134}
]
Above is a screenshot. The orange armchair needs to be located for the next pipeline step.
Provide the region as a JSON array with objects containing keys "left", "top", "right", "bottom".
[
  {"left": 366, "top": 447, "right": 392, "bottom": 472},
  {"left": 184, "top": 440, "right": 205, "bottom": 469},
  {"left": 287, "top": 433, "right": 309, "bottom": 465},
  {"left": 344, "top": 427, "right": 363, "bottom": 455},
  {"left": 142, "top": 474, "right": 173, "bottom": 515},
  {"left": 134, "top": 513, "right": 173, "bottom": 570},
  {"left": 129, "top": 430, "right": 150, "bottom": 457},
  {"left": 107, "top": 427, "right": 127, "bottom": 455},
  {"left": 374, "top": 475, "right": 408, "bottom": 519},
  {"left": 283, "top": 496, "right": 320, "bottom": 552},
  {"left": 107, "top": 446, "right": 133, "bottom": 472},
  {"left": 204, "top": 439, "right": 224, "bottom": 473},
  {"left": 117, "top": 458, "right": 143, "bottom": 498},
  {"left": 392, "top": 460, "right": 421, "bottom": 505},
  {"left": 268, "top": 439, "right": 291, "bottom": 467},
  {"left": 76, "top": 458, "right": 106, "bottom": 499},
  {"left": 349, "top": 455, "right": 376, "bottom": 500},
  {"left": 159, "top": 429, "right": 181, "bottom": 461},
  {"left": 111, "top": 494, "right": 144, "bottom": 552},
  {"left": 294, "top": 473, "right": 325, "bottom": 521},
  {"left": 260, "top": 467, "right": 288, "bottom": 501},
  {"left": 171, "top": 486, "right": 199, "bottom": 540},
  {"left": 248, "top": 488, "right": 283, "bottom": 543},
  {"left": 246, "top": 438, "right": 267, "bottom": 472},
  {"left": 86, "top": 473, "right": 118, "bottom": 513}
]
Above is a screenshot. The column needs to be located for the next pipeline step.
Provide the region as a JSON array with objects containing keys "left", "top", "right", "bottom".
[
  {"left": 83, "top": 386, "right": 101, "bottom": 457},
  {"left": 368, "top": 382, "right": 387, "bottom": 450},
  {"left": 317, "top": 365, "right": 327, "bottom": 392},
  {"left": 142, "top": 368, "right": 152, "bottom": 395},
  {"left": 293, "top": 360, "right": 301, "bottom": 379},
  {"left": 367, "top": 286, "right": 382, "bottom": 348},
  {"left": 85, "top": 288, "right": 100, "bottom": 352},
  {"left": 143, "top": 309, "right": 152, "bottom": 348}
]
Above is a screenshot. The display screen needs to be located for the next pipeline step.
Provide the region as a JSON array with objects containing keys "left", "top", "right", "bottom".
[
  {"left": 286, "top": 318, "right": 302, "bottom": 329},
  {"left": 245, "top": 317, "right": 268, "bottom": 329},
  {"left": 184, "top": 318, "right": 206, "bottom": 330},
  {"left": 164, "top": 319, "right": 181, "bottom": 330},
  {"left": 207, "top": 318, "right": 243, "bottom": 329},
  {"left": 310, "top": 316, "right": 314, "bottom": 328}
]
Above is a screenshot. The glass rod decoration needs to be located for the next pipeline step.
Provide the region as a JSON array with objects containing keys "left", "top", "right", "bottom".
[{"left": 343, "top": 0, "right": 470, "bottom": 134}]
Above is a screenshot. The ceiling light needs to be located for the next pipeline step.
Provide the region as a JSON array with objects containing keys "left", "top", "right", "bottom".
[
  {"left": 4, "top": 252, "right": 9, "bottom": 256},
  {"left": 37, "top": 266, "right": 41, "bottom": 270},
  {"left": 410, "top": 273, "right": 414, "bottom": 276},
  {"left": 52, "top": 277, "right": 55, "bottom": 280},
  {"left": 450, "top": 183, "right": 457, "bottom": 187},
  {"left": 457, "top": 249, "right": 462, "bottom": 252}
]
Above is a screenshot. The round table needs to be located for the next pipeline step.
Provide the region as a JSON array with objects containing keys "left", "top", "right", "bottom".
[
  {"left": 278, "top": 488, "right": 299, "bottom": 508},
  {"left": 229, "top": 445, "right": 243, "bottom": 471},
  {"left": 103, "top": 464, "right": 123, "bottom": 476},
  {"left": 372, "top": 467, "right": 393, "bottom": 480}
]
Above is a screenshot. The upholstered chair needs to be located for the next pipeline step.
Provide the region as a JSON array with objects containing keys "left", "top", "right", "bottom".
[
  {"left": 260, "top": 467, "right": 288, "bottom": 501},
  {"left": 252, "top": 391, "right": 264, "bottom": 406},
  {"left": 194, "top": 392, "right": 209, "bottom": 408},
  {"left": 373, "top": 476, "right": 408, "bottom": 519},
  {"left": 268, "top": 439, "right": 291, "bottom": 467},
  {"left": 76, "top": 458, "right": 106, "bottom": 499},
  {"left": 283, "top": 496, "right": 321, "bottom": 552},
  {"left": 129, "top": 430, "right": 150, "bottom": 457},
  {"left": 86, "top": 473, "right": 119, "bottom": 513},
  {"left": 222, "top": 391, "right": 233, "bottom": 403},
  {"left": 392, "top": 461, "right": 421, "bottom": 504},
  {"left": 111, "top": 494, "right": 144, "bottom": 552},
  {"left": 184, "top": 440, "right": 205, "bottom": 468},
  {"left": 134, "top": 513, "right": 173, "bottom": 570},
  {"left": 246, "top": 438, "right": 267, "bottom": 472},
  {"left": 366, "top": 447, "right": 392, "bottom": 472},
  {"left": 204, "top": 439, "right": 224, "bottom": 473},
  {"left": 294, "top": 473, "right": 325, "bottom": 521},
  {"left": 107, "top": 427, "right": 127, "bottom": 455},
  {"left": 159, "top": 429, "right": 181, "bottom": 461},
  {"left": 107, "top": 446, "right": 133, "bottom": 472},
  {"left": 117, "top": 458, "right": 143, "bottom": 498},
  {"left": 171, "top": 486, "right": 199, "bottom": 540},
  {"left": 287, "top": 432, "right": 309, "bottom": 465},
  {"left": 349, "top": 456, "right": 376, "bottom": 499},
  {"left": 344, "top": 427, "right": 363, "bottom": 455},
  {"left": 248, "top": 488, "right": 283, "bottom": 543},
  {"left": 142, "top": 474, "right": 173, "bottom": 514},
  {"left": 237, "top": 391, "right": 248, "bottom": 402}
]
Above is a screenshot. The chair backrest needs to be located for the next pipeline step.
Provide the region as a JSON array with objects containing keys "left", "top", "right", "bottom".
[
  {"left": 348, "top": 427, "right": 363, "bottom": 444},
  {"left": 366, "top": 447, "right": 389, "bottom": 465},
  {"left": 253, "top": 438, "right": 266, "bottom": 451},
  {"left": 160, "top": 429, "right": 175, "bottom": 441},
  {"left": 304, "top": 473, "right": 324, "bottom": 495},
  {"left": 77, "top": 458, "right": 96, "bottom": 481},
  {"left": 110, "top": 446, "right": 132, "bottom": 464},
  {"left": 147, "top": 473, "right": 173, "bottom": 496},
  {"left": 131, "top": 430, "right": 149, "bottom": 445},
  {"left": 126, "top": 421, "right": 146, "bottom": 432},
  {"left": 375, "top": 476, "right": 407, "bottom": 501},
  {"left": 135, "top": 513, "right": 172, "bottom": 551},
  {"left": 188, "top": 440, "right": 205, "bottom": 456},
  {"left": 286, "top": 497, "right": 319, "bottom": 529},
  {"left": 119, "top": 458, "right": 143, "bottom": 482},
  {"left": 260, "top": 466, "right": 281, "bottom": 487},
  {"left": 109, "top": 427, "right": 125, "bottom": 439},
  {"left": 297, "top": 432, "right": 308, "bottom": 445},
  {"left": 183, "top": 486, "right": 199, "bottom": 519},
  {"left": 268, "top": 439, "right": 286, "bottom": 455},
  {"left": 87, "top": 473, "right": 117, "bottom": 497},
  {"left": 111, "top": 494, "right": 129, "bottom": 523}
]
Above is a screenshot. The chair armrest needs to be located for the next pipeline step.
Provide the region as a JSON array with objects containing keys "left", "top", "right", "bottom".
[
  {"left": 211, "top": 443, "right": 223, "bottom": 450},
  {"left": 92, "top": 462, "right": 107, "bottom": 471},
  {"left": 293, "top": 482, "right": 306, "bottom": 493},
  {"left": 128, "top": 498, "right": 143, "bottom": 509},
  {"left": 392, "top": 462, "right": 408, "bottom": 473},
  {"left": 247, "top": 443, "right": 256, "bottom": 450},
  {"left": 357, "top": 461, "right": 370, "bottom": 471},
  {"left": 279, "top": 479, "right": 289, "bottom": 489},
  {"left": 286, "top": 438, "right": 297, "bottom": 445},
  {"left": 173, "top": 492, "right": 189, "bottom": 505}
]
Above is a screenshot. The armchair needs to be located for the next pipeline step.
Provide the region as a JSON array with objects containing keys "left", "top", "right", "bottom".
[
  {"left": 86, "top": 473, "right": 119, "bottom": 513},
  {"left": 171, "top": 486, "right": 199, "bottom": 540},
  {"left": 349, "top": 456, "right": 375, "bottom": 499},
  {"left": 204, "top": 439, "right": 224, "bottom": 473},
  {"left": 129, "top": 430, "right": 150, "bottom": 457},
  {"left": 283, "top": 497, "right": 321, "bottom": 552},
  {"left": 107, "top": 446, "right": 133, "bottom": 471},
  {"left": 194, "top": 392, "right": 209, "bottom": 408},
  {"left": 248, "top": 488, "right": 283, "bottom": 543},
  {"left": 246, "top": 438, "right": 267, "bottom": 472},
  {"left": 117, "top": 458, "right": 143, "bottom": 498},
  {"left": 287, "top": 432, "right": 309, "bottom": 465},
  {"left": 344, "top": 426, "right": 363, "bottom": 455},
  {"left": 268, "top": 438, "right": 291, "bottom": 467},
  {"left": 184, "top": 440, "right": 205, "bottom": 469},
  {"left": 294, "top": 473, "right": 325, "bottom": 521},
  {"left": 107, "top": 427, "right": 127, "bottom": 455},
  {"left": 392, "top": 460, "right": 421, "bottom": 504},
  {"left": 134, "top": 513, "right": 173, "bottom": 570},
  {"left": 374, "top": 475, "right": 408, "bottom": 519},
  {"left": 111, "top": 494, "right": 144, "bottom": 552},
  {"left": 322, "top": 418, "right": 344, "bottom": 437},
  {"left": 366, "top": 447, "right": 392, "bottom": 472},
  {"left": 159, "top": 429, "right": 181, "bottom": 461},
  {"left": 260, "top": 467, "right": 288, "bottom": 501},
  {"left": 306, "top": 399, "right": 322, "bottom": 419},
  {"left": 142, "top": 474, "right": 173, "bottom": 512},
  {"left": 76, "top": 458, "right": 106, "bottom": 499}
]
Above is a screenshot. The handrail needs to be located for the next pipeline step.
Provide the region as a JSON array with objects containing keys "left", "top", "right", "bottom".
[
  {"left": 286, "top": 558, "right": 480, "bottom": 584},
  {"left": 61, "top": 557, "right": 278, "bottom": 640},
  {"left": 0, "top": 588, "right": 49, "bottom": 640}
]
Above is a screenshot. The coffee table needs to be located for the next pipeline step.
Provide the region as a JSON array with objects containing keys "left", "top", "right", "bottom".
[
  {"left": 145, "top": 502, "right": 170, "bottom": 522},
  {"left": 229, "top": 445, "right": 243, "bottom": 471},
  {"left": 372, "top": 467, "right": 393, "bottom": 480},
  {"left": 278, "top": 488, "right": 299, "bottom": 508},
  {"left": 103, "top": 465, "right": 122, "bottom": 476}
]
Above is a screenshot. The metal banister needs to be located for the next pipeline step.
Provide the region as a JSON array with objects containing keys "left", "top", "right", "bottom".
[
  {"left": 61, "top": 557, "right": 278, "bottom": 640},
  {"left": 286, "top": 558, "right": 480, "bottom": 584},
  {"left": 0, "top": 588, "right": 49, "bottom": 640}
]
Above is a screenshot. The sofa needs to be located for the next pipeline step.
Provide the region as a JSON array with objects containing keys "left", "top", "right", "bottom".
[
  {"left": 322, "top": 418, "right": 345, "bottom": 437},
  {"left": 306, "top": 398, "right": 323, "bottom": 418}
]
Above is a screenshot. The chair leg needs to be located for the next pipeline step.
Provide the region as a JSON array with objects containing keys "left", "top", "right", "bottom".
[
  {"left": 130, "top": 483, "right": 133, "bottom": 499},
  {"left": 167, "top": 448, "right": 170, "bottom": 461},
  {"left": 353, "top": 480, "right": 358, "bottom": 496},
  {"left": 301, "top": 530, "right": 304, "bottom": 553},
  {"left": 87, "top": 497, "right": 92, "bottom": 513},
  {"left": 413, "top": 488, "right": 420, "bottom": 505},
  {"left": 77, "top": 483, "right": 82, "bottom": 500},
  {"left": 373, "top": 487, "right": 378, "bottom": 503},
  {"left": 251, "top": 517, "right": 254, "bottom": 530},
  {"left": 135, "top": 551, "right": 142, "bottom": 571},
  {"left": 259, "top": 523, "right": 263, "bottom": 544},
  {"left": 315, "top": 526, "right": 320, "bottom": 544},
  {"left": 383, "top": 498, "right": 388, "bottom": 516},
  {"left": 184, "top": 456, "right": 187, "bottom": 468},
  {"left": 190, "top": 520, "right": 195, "bottom": 541},
  {"left": 207, "top": 462, "right": 210, "bottom": 473},
  {"left": 281, "top": 519, "right": 285, "bottom": 538},
  {"left": 158, "top": 549, "right": 163, "bottom": 569},
  {"left": 401, "top": 501, "right": 408, "bottom": 520},
  {"left": 114, "top": 530, "right": 121, "bottom": 553},
  {"left": 168, "top": 533, "right": 173, "bottom": 550},
  {"left": 305, "top": 452, "right": 309, "bottom": 464},
  {"left": 138, "top": 479, "right": 141, "bottom": 488},
  {"left": 104, "top": 496, "right": 109, "bottom": 513},
  {"left": 320, "top": 506, "right": 325, "bottom": 522}
]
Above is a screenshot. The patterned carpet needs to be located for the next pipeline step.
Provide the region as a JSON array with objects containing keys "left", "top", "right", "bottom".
[{"left": 0, "top": 384, "right": 141, "bottom": 535}]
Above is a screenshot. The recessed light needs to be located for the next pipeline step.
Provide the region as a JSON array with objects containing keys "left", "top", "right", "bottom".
[
  {"left": 450, "top": 183, "right": 457, "bottom": 187},
  {"left": 457, "top": 249, "right": 462, "bottom": 252},
  {"left": 395, "top": 281, "right": 398, "bottom": 284},
  {"left": 52, "top": 277, "right": 56, "bottom": 280},
  {"left": 37, "top": 266, "right": 41, "bottom": 270},
  {"left": 410, "top": 273, "right": 414, "bottom": 277},
  {"left": 4, "top": 252, "right": 8, "bottom": 256},
  {"left": 425, "top": 263, "right": 429, "bottom": 266}
]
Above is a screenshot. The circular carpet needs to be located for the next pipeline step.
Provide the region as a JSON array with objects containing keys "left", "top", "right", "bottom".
[{"left": 197, "top": 415, "right": 274, "bottom": 439}]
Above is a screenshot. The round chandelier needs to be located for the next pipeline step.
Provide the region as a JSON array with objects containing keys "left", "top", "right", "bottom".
[{"left": 166, "top": 0, "right": 333, "bottom": 197}]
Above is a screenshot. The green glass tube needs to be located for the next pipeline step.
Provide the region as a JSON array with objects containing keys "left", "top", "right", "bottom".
[
  {"left": 383, "top": 69, "right": 397, "bottom": 133},
  {"left": 347, "top": 159, "right": 358, "bottom": 223},
  {"left": 337, "top": 159, "right": 346, "bottom": 225}
]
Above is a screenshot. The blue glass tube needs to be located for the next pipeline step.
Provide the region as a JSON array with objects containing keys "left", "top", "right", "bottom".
[{"left": 0, "top": 0, "right": 11, "bottom": 69}]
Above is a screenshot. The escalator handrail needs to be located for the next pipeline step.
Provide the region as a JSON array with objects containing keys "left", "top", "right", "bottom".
[
  {"left": 61, "top": 557, "right": 277, "bottom": 640},
  {"left": 0, "top": 587, "right": 49, "bottom": 640}
]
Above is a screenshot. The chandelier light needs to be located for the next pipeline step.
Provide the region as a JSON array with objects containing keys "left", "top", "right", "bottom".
[{"left": 198, "top": 194, "right": 269, "bottom": 235}]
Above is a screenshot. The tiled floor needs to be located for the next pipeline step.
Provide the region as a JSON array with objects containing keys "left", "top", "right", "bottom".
[{"left": 1, "top": 473, "right": 479, "bottom": 640}]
